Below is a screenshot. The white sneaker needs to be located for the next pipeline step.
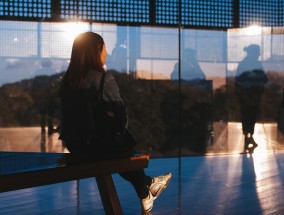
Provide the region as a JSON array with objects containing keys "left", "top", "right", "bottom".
[
  {"left": 141, "top": 191, "right": 155, "bottom": 213},
  {"left": 141, "top": 173, "right": 172, "bottom": 213},
  {"left": 150, "top": 173, "right": 172, "bottom": 198}
]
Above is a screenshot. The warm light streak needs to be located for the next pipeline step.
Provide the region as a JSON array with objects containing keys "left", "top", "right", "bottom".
[{"left": 62, "top": 22, "right": 89, "bottom": 41}]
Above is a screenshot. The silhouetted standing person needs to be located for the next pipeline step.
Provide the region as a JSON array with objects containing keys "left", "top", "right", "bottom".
[
  {"left": 108, "top": 42, "right": 127, "bottom": 72},
  {"left": 171, "top": 48, "right": 206, "bottom": 81},
  {"left": 235, "top": 44, "right": 268, "bottom": 153}
]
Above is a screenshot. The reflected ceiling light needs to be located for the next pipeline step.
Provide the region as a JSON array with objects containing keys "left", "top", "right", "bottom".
[
  {"left": 62, "top": 22, "right": 88, "bottom": 41},
  {"left": 244, "top": 25, "right": 262, "bottom": 36}
]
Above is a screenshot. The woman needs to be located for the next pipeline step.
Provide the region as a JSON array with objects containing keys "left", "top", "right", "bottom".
[{"left": 59, "top": 32, "right": 171, "bottom": 213}]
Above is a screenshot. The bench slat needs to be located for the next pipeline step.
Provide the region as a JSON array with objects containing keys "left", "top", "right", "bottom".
[
  {"left": 0, "top": 152, "right": 149, "bottom": 214},
  {"left": 0, "top": 153, "right": 149, "bottom": 192}
]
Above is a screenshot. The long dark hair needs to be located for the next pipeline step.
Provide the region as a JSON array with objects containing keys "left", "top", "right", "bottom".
[{"left": 64, "top": 32, "right": 105, "bottom": 88}]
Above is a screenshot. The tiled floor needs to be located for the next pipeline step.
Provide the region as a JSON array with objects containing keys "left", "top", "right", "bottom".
[{"left": 1, "top": 123, "right": 284, "bottom": 215}]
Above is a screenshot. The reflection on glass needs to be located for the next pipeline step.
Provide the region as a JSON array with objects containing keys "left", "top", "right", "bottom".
[
  {"left": 235, "top": 44, "right": 268, "bottom": 153},
  {"left": 0, "top": 21, "right": 284, "bottom": 156},
  {"left": 171, "top": 48, "right": 206, "bottom": 81},
  {"left": 228, "top": 26, "right": 284, "bottom": 155},
  {"left": 107, "top": 42, "right": 127, "bottom": 73}
]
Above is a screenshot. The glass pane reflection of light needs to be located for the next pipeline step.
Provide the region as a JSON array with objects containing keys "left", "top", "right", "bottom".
[
  {"left": 253, "top": 123, "right": 281, "bottom": 154},
  {"left": 252, "top": 124, "right": 281, "bottom": 180},
  {"left": 244, "top": 25, "right": 262, "bottom": 36},
  {"left": 62, "top": 22, "right": 89, "bottom": 42}
]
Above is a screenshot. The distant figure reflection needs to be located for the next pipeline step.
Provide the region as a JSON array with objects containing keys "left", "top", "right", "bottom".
[
  {"left": 235, "top": 44, "right": 268, "bottom": 153},
  {"left": 171, "top": 48, "right": 206, "bottom": 81},
  {"left": 170, "top": 48, "right": 212, "bottom": 154},
  {"left": 108, "top": 42, "right": 127, "bottom": 73}
]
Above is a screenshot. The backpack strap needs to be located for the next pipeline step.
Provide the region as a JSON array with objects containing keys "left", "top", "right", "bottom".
[
  {"left": 87, "top": 72, "right": 107, "bottom": 142},
  {"left": 97, "top": 72, "right": 106, "bottom": 101}
]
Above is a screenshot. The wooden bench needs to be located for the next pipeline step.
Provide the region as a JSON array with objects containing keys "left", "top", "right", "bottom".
[{"left": 0, "top": 152, "right": 149, "bottom": 215}]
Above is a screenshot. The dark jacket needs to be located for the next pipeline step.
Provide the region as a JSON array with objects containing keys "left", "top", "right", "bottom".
[
  {"left": 59, "top": 70, "right": 128, "bottom": 154},
  {"left": 235, "top": 56, "right": 268, "bottom": 90}
]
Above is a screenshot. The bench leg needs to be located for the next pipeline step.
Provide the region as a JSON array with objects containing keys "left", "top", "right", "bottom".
[{"left": 96, "top": 175, "right": 123, "bottom": 215}]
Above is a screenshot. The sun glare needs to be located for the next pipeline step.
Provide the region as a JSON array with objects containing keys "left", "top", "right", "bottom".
[
  {"left": 244, "top": 25, "right": 262, "bottom": 36},
  {"left": 62, "top": 22, "right": 89, "bottom": 41}
]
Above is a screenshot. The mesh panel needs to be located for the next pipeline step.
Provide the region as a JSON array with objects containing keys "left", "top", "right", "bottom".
[
  {"left": 156, "top": 0, "right": 179, "bottom": 25},
  {"left": 240, "top": 0, "right": 279, "bottom": 27},
  {"left": 0, "top": 0, "right": 51, "bottom": 18},
  {"left": 1, "top": 0, "right": 284, "bottom": 28},
  {"left": 155, "top": 0, "right": 233, "bottom": 27},
  {"left": 0, "top": 21, "right": 37, "bottom": 57},
  {"left": 60, "top": 0, "right": 150, "bottom": 23},
  {"left": 140, "top": 28, "right": 178, "bottom": 59},
  {"left": 280, "top": 1, "right": 284, "bottom": 26},
  {"left": 181, "top": 0, "right": 233, "bottom": 27}
]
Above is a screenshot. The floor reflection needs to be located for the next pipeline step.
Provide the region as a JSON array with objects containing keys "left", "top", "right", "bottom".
[
  {"left": 207, "top": 122, "right": 284, "bottom": 155},
  {"left": 0, "top": 127, "right": 67, "bottom": 153},
  {"left": 1, "top": 139, "right": 284, "bottom": 214},
  {"left": 251, "top": 152, "right": 284, "bottom": 214},
  {"left": 0, "top": 122, "right": 283, "bottom": 155},
  {"left": 240, "top": 154, "right": 261, "bottom": 214}
]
